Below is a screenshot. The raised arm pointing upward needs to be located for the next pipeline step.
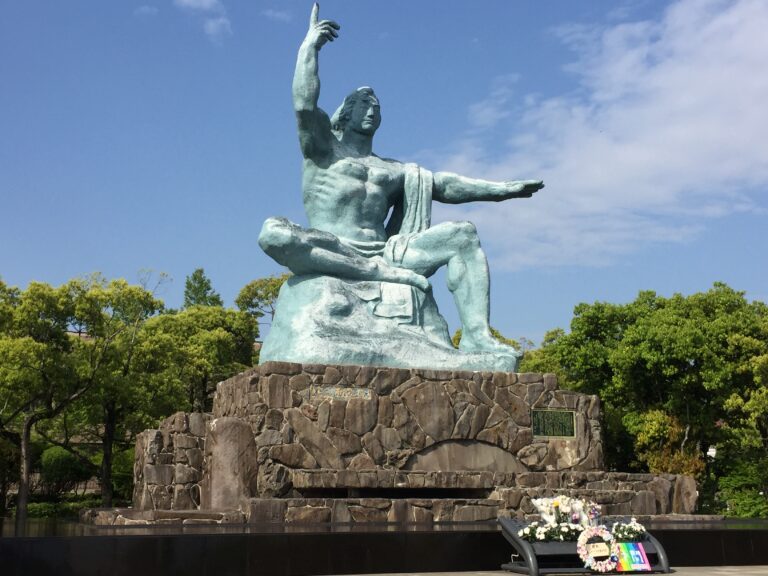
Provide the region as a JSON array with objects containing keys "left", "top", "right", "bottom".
[{"left": 293, "top": 4, "right": 338, "bottom": 160}]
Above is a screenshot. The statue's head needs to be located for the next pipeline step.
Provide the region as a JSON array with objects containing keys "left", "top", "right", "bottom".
[{"left": 331, "top": 87, "right": 381, "bottom": 136}]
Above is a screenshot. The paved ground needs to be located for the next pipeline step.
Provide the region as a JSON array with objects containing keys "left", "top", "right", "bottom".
[{"left": 345, "top": 568, "right": 768, "bottom": 576}]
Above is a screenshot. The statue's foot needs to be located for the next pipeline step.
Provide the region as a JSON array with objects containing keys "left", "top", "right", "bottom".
[
  {"left": 389, "top": 268, "right": 430, "bottom": 292},
  {"left": 371, "top": 258, "right": 430, "bottom": 292},
  {"left": 459, "top": 331, "right": 521, "bottom": 358}
]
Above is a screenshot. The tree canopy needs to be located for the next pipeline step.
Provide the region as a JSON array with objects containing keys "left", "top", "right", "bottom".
[
  {"left": 0, "top": 273, "right": 259, "bottom": 521},
  {"left": 0, "top": 276, "right": 164, "bottom": 524},
  {"left": 519, "top": 282, "right": 768, "bottom": 515},
  {"left": 139, "top": 305, "right": 257, "bottom": 411},
  {"left": 183, "top": 268, "right": 223, "bottom": 308},
  {"left": 236, "top": 273, "right": 290, "bottom": 324}
]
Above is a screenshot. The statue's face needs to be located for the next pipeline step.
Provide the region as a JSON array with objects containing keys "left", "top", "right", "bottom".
[{"left": 348, "top": 94, "right": 381, "bottom": 135}]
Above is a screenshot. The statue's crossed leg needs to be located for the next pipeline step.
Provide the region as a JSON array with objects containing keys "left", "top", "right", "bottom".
[{"left": 258, "top": 217, "right": 429, "bottom": 291}]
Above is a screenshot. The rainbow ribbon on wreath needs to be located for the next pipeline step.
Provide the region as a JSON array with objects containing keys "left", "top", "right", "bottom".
[{"left": 616, "top": 542, "right": 652, "bottom": 572}]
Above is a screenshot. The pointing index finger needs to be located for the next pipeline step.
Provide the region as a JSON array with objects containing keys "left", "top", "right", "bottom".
[{"left": 310, "top": 3, "right": 319, "bottom": 26}]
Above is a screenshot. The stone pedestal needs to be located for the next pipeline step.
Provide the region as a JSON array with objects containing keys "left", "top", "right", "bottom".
[
  {"left": 113, "top": 363, "right": 697, "bottom": 527},
  {"left": 211, "top": 362, "right": 604, "bottom": 478}
]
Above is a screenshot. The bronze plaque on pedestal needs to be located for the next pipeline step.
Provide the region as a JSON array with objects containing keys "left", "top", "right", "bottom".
[{"left": 532, "top": 409, "right": 575, "bottom": 438}]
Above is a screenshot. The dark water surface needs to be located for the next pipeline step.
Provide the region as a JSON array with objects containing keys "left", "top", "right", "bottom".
[
  {"left": 0, "top": 516, "right": 504, "bottom": 538},
  {"left": 2, "top": 517, "right": 768, "bottom": 576},
  {"left": 2, "top": 515, "right": 768, "bottom": 538},
  {"left": 0, "top": 518, "right": 93, "bottom": 537}
]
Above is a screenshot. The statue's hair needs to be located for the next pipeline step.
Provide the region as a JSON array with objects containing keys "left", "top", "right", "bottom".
[{"left": 331, "top": 86, "right": 378, "bottom": 133}]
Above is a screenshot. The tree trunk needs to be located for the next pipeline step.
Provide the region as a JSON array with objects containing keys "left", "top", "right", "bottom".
[
  {"left": 100, "top": 402, "right": 116, "bottom": 507},
  {"left": 15, "top": 415, "right": 34, "bottom": 534},
  {"left": 0, "top": 480, "right": 7, "bottom": 516},
  {"left": 193, "top": 378, "right": 208, "bottom": 413},
  {"left": 0, "top": 430, "right": 20, "bottom": 517}
]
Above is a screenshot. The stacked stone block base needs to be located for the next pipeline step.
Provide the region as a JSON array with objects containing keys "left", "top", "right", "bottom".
[
  {"left": 95, "top": 467, "right": 696, "bottom": 526},
  {"left": 112, "top": 363, "right": 698, "bottom": 527}
]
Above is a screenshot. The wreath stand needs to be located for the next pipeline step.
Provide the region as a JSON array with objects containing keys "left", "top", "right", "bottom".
[{"left": 498, "top": 518, "right": 671, "bottom": 575}]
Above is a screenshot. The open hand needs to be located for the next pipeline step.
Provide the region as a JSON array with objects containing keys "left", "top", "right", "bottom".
[
  {"left": 305, "top": 3, "right": 340, "bottom": 50},
  {"left": 503, "top": 180, "right": 544, "bottom": 198}
]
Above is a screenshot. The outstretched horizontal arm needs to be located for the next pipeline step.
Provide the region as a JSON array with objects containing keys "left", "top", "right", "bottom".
[{"left": 433, "top": 171, "right": 544, "bottom": 204}]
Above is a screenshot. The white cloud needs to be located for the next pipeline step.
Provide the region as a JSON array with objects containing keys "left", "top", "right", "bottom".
[
  {"left": 204, "top": 16, "right": 232, "bottom": 40},
  {"left": 173, "top": 0, "right": 231, "bottom": 41},
  {"left": 262, "top": 9, "right": 292, "bottom": 23},
  {"left": 431, "top": 0, "right": 768, "bottom": 271},
  {"left": 134, "top": 5, "right": 159, "bottom": 17},
  {"left": 174, "top": 0, "right": 221, "bottom": 11},
  {"left": 467, "top": 75, "right": 519, "bottom": 130}
]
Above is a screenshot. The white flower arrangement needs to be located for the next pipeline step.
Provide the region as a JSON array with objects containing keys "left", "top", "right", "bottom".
[
  {"left": 518, "top": 495, "right": 654, "bottom": 548},
  {"left": 611, "top": 517, "right": 647, "bottom": 541},
  {"left": 530, "top": 496, "right": 601, "bottom": 528},
  {"left": 517, "top": 520, "right": 585, "bottom": 543}
]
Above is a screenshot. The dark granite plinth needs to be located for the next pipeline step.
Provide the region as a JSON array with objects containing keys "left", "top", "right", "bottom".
[{"left": 2, "top": 519, "right": 768, "bottom": 576}]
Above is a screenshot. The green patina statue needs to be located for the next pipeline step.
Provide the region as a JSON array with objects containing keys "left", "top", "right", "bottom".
[{"left": 258, "top": 4, "right": 543, "bottom": 371}]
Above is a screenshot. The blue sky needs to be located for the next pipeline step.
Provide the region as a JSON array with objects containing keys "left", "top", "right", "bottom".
[{"left": 1, "top": 0, "right": 766, "bottom": 344}]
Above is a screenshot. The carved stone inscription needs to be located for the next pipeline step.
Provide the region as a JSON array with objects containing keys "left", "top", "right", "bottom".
[
  {"left": 532, "top": 409, "right": 575, "bottom": 438},
  {"left": 303, "top": 385, "right": 373, "bottom": 404}
]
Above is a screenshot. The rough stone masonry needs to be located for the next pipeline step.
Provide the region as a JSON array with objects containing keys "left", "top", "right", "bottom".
[{"left": 94, "top": 363, "right": 698, "bottom": 527}]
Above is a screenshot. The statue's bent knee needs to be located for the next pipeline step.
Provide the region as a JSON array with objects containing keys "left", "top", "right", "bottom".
[
  {"left": 258, "top": 217, "right": 294, "bottom": 254},
  {"left": 451, "top": 221, "right": 480, "bottom": 250}
]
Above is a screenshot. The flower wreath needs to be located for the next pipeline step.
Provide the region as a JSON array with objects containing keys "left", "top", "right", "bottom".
[{"left": 576, "top": 526, "right": 620, "bottom": 573}]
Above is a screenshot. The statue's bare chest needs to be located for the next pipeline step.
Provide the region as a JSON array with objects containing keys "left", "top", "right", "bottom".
[
  {"left": 303, "top": 155, "right": 404, "bottom": 226},
  {"left": 326, "top": 156, "right": 402, "bottom": 195}
]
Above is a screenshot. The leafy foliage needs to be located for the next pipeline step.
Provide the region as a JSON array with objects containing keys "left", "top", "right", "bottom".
[
  {"left": 520, "top": 282, "right": 768, "bottom": 515},
  {"left": 0, "top": 435, "right": 19, "bottom": 513},
  {"left": 0, "top": 278, "right": 96, "bottom": 524},
  {"left": 183, "top": 268, "right": 223, "bottom": 308},
  {"left": 40, "top": 446, "right": 93, "bottom": 497},
  {"left": 32, "top": 275, "right": 166, "bottom": 506},
  {"left": 716, "top": 459, "right": 768, "bottom": 518},
  {"left": 623, "top": 410, "right": 705, "bottom": 476},
  {"left": 110, "top": 448, "right": 136, "bottom": 502},
  {"left": 139, "top": 305, "right": 257, "bottom": 412},
  {"left": 0, "top": 273, "right": 264, "bottom": 518},
  {"left": 518, "top": 328, "right": 571, "bottom": 386},
  {"left": 235, "top": 273, "right": 290, "bottom": 325},
  {"left": 21, "top": 495, "right": 102, "bottom": 519}
]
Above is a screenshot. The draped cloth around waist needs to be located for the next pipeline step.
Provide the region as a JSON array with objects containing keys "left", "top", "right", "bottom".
[{"left": 341, "top": 164, "right": 433, "bottom": 323}]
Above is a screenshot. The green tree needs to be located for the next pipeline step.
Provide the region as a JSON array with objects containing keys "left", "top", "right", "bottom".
[
  {"left": 0, "top": 276, "right": 174, "bottom": 523},
  {"left": 235, "top": 273, "right": 290, "bottom": 325},
  {"left": 36, "top": 276, "right": 167, "bottom": 506},
  {"left": 0, "top": 435, "right": 19, "bottom": 515},
  {"left": 82, "top": 277, "right": 164, "bottom": 506},
  {"left": 607, "top": 284, "right": 767, "bottom": 477},
  {"left": 183, "top": 268, "right": 223, "bottom": 308},
  {"left": 110, "top": 448, "right": 137, "bottom": 502},
  {"left": 520, "top": 282, "right": 768, "bottom": 514},
  {"left": 0, "top": 281, "right": 97, "bottom": 527},
  {"left": 140, "top": 305, "right": 257, "bottom": 411},
  {"left": 39, "top": 446, "right": 93, "bottom": 497},
  {"left": 715, "top": 458, "right": 768, "bottom": 517},
  {"left": 518, "top": 328, "right": 570, "bottom": 385},
  {"left": 715, "top": 317, "right": 768, "bottom": 516},
  {"left": 0, "top": 280, "right": 79, "bottom": 528}
]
